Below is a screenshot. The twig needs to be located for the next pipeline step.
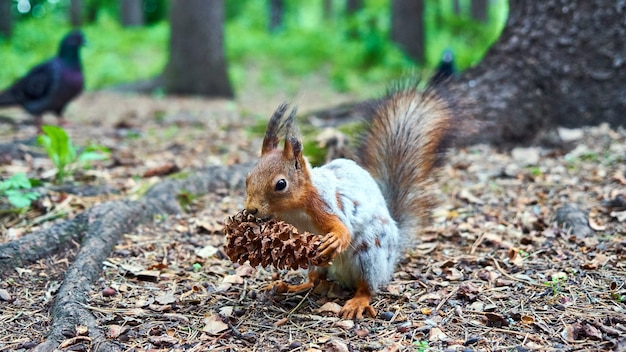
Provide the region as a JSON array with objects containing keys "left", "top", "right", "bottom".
[
  {"left": 436, "top": 286, "right": 459, "bottom": 312},
  {"left": 488, "top": 255, "right": 543, "bottom": 287}
]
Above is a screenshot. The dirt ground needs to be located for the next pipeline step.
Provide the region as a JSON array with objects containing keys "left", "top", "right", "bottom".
[{"left": 0, "top": 85, "right": 625, "bottom": 351}]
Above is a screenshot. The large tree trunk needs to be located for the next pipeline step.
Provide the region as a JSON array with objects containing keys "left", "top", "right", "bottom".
[
  {"left": 471, "top": 0, "right": 488, "bottom": 22},
  {"left": 453, "top": 0, "right": 461, "bottom": 15},
  {"left": 390, "top": 0, "right": 424, "bottom": 63},
  {"left": 453, "top": 0, "right": 626, "bottom": 146},
  {"left": 345, "top": 0, "right": 362, "bottom": 15},
  {"left": 69, "top": 0, "right": 82, "bottom": 27},
  {"left": 0, "top": 0, "right": 11, "bottom": 38},
  {"left": 120, "top": 0, "right": 144, "bottom": 27},
  {"left": 163, "top": 0, "right": 233, "bottom": 97},
  {"left": 268, "top": 0, "right": 284, "bottom": 33}
]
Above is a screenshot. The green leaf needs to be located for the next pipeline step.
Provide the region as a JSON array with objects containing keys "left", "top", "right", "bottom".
[
  {"left": 77, "top": 151, "right": 108, "bottom": 162},
  {"left": 4, "top": 189, "right": 39, "bottom": 208},
  {"left": 38, "top": 125, "right": 78, "bottom": 183},
  {"left": 0, "top": 173, "right": 32, "bottom": 191}
]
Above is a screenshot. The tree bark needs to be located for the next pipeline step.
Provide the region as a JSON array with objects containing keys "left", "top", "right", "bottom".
[
  {"left": 390, "top": 0, "right": 425, "bottom": 63},
  {"left": 345, "top": 0, "right": 362, "bottom": 15},
  {"left": 451, "top": 0, "right": 626, "bottom": 145},
  {"left": 163, "top": 0, "right": 233, "bottom": 97},
  {"left": 69, "top": 0, "right": 82, "bottom": 27},
  {"left": 120, "top": 0, "right": 144, "bottom": 27},
  {"left": 453, "top": 0, "right": 461, "bottom": 15},
  {"left": 0, "top": 0, "right": 12, "bottom": 38},
  {"left": 471, "top": 0, "right": 488, "bottom": 22},
  {"left": 268, "top": 0, "right": 284, "bottom": 33}
]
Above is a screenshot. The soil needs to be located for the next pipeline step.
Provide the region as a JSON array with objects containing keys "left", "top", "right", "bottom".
[{"left": 0, "top": 83, "right": 624, "bottom": 351}]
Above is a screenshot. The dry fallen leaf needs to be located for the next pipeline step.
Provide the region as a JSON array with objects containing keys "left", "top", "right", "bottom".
[
  {"left": 324, "top": 339, "right": 350, "bottom": 352},
  {"left": 458, "top": 188, "right": 484, "bottom": 204},
  {"left": 107, "top": 325, "right": 128, "bottom": 339},
  {"left": 195, "top": 245, "right": 219, "bottom": 258},
  {"left": 317, "top": 302, "right": 343, "bottom": 315},
  {"left": 148, "top": 335, "right": 178, "bottom": 346},
  {"left": 520, "top": 315, "right": 535, "bottom": 324},
  {"left": 222, "top": 274, "right": 244, "bottom": 284},
  {"left": 0, "top": 289, "right": 11, "bottom": 301},
  {"left": 202, "top": 315, "right": 228, "bottom": 335},
  {"left": 333, "top": 319, "right": 355, "bottom": 330},
  {"left": 428, "top": 327, "right": 448, "bottom": 342},
  {"left": 155, "top": 292, "right": 176, "bottom": 305}
]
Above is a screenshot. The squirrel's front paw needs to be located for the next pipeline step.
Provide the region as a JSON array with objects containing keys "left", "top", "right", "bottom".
[{"left": 315, "top": 231, "right": 350, "bottom": 265}]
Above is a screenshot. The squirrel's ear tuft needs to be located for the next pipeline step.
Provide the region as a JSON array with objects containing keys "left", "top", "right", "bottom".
[
  {"left": 262, "top": 103, "right": 290, "bottom": 155},
  {"left": 285, "top": 136, "right": 303, "bottom": 169},
  {"left": 281, "top": 106, "right": 303, "bottom": 168}
]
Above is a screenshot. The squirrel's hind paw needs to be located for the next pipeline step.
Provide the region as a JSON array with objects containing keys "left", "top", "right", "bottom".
[{"left": 340, "top": 296, "right": 377, "bottom": 320}]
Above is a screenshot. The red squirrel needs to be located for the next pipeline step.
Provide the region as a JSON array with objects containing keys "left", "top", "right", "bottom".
[{"left": 244, "top": 81, "right": 460, "bottom": 319}]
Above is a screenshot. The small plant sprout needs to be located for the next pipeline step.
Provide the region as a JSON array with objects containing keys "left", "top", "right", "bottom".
[
  {"left": 413, "top": 340, "right": 429, "bottom": 352},
  {"left": 37, "top": 125, "right": 109, "bottom": 183},
  {"left": 0, "top": 173, "right": 40, "bottom": 209},
  {"left": 543, "top": 273, "right": 568, "bottom": 296}
]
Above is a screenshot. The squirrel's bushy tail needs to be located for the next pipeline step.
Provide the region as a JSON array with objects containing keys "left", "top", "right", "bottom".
[{"left": 357, "top": 81, "right": 461, "bottom": 239}]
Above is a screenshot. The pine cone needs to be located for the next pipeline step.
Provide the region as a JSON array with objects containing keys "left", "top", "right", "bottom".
[{"left": 223, "top": 210, "right": 322, "bottom": 270}]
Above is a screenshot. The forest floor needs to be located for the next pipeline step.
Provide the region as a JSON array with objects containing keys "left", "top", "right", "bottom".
[{"left": 0, "top": 84, "right": 625, "bottom": 352}]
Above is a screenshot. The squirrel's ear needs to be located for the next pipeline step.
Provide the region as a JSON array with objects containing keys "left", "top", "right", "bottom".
[
  {"left": 262, "top": 103, "right": 290, "bottom": 155},
  {"left": 284, "top": 135, "right": 303, "bottom": 169},
  {"left": 282, "top": 107, "right": 303, "bottom": 169}
]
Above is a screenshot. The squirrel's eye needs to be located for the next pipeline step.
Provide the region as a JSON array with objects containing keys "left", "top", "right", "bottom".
[{"left": 275, "top": 179, "right": 287, "bottom": 191}]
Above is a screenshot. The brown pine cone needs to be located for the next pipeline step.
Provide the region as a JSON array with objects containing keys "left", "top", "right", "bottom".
[{"left": 223, "top": 210, "right": 322, "bottom": 270}]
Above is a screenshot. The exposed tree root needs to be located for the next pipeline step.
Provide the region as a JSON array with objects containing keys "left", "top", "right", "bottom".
[{"left": 0, "top": 164, "right": 249, "bottom": 351}]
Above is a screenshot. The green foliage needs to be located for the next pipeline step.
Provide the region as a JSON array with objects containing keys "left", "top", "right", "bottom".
[
  {"left": 0, "top": 13, "right": 168, "bottom": 89},
  {"left": 424, "top": 0, "right": 509, "bottom": 69},
  {"left": 413, "top": 340, "right": 430, "bottom": 352},
  {"left": 543, "top": 274, "right": 568, "bottom": 297},
  {"left": 37, "top": 125, "right": 109, "bottom": 183},
  {"left": 0, "top": 173, "right": 40, "bottom": 209},
  {"left": 1, "top": 0, "right": 508, "bottom": 97},
  {"left": 192, "top": 263, "right": 202, "bottom": 272},
  {"left": 176, "top": 190, "right": 197, "bottom": 212}
]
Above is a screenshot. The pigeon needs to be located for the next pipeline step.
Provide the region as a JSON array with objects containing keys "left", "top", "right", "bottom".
[
  {"left": 0, "top": 30, "right": 85, "bottom": 130},
  {"left": 430, "top": 48, "right": 457, "bottom": 85}
]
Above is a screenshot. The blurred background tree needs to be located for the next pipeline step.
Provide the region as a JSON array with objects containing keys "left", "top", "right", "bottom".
[
  {"left": 120, "top": 0, "right": 143, "bottom": 27},
  {"left": 0, "top": 0, "right": 11, "bottom": 37},
  {"left": 3, "top": 0, "right": 623, "bottom": 145},
  {"left": 390, "top": 0, "right": 424, "bottom": 63},
  {"left": 163, "top": 0, "right": 233, "bottom": 97},
  {"left": 0, "top": 0, "right": 507, "bottom": 98}
]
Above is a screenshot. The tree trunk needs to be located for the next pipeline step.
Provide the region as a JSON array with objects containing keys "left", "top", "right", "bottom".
[
  {"left": 268, "top": 0, "right": 284, "bottom": 33},
  {"left": 451, "top": 0, "right": 626, "bottom": 146},
  {"left": 69, "top": 0, "right": 82, "bottom": 27},
  {"left": 0, "top": 0, "right": 12, "bottom": 37},
  {"left": 453, "top": 0, "right": 461, "bottom": 15},
  {"left": 163, "top": 0, "right": 233, "bottom": 97},
  {"left": 120, "top": 0, "right": 144, "bottom": 27},
  {"left": 471, "top": 0, "right": 488, "bottom": 22},
  {"left": 390, "top": 0, "right": 424, "bottom": 63},
  {"left": 345, "top": 0, "right": 362, "bottom": 15},
  {"left": 323, "top": 0, "right": 333, "bottom": 20}
]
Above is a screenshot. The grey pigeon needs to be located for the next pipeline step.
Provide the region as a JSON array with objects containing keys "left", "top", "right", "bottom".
[{"left": 0, "top": 30, "right": 85, "bottom": 130}]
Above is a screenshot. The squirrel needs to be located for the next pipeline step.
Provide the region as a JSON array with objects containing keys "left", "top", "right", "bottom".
[{"left": 244, "top": 80, "right": 462, "bottom": 319}]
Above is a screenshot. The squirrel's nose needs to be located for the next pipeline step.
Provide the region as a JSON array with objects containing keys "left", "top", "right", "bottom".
[{"left": 247, "top": 207, "right": 258, "bottom": 215}]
